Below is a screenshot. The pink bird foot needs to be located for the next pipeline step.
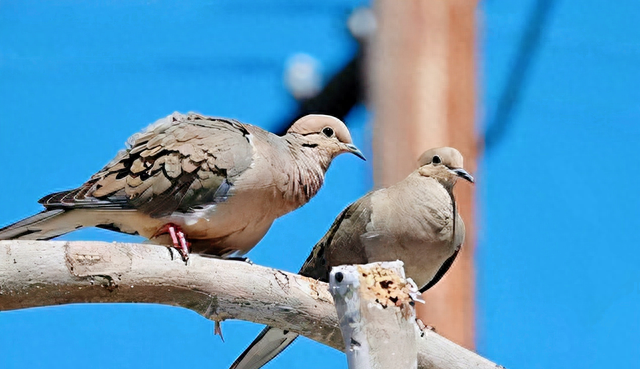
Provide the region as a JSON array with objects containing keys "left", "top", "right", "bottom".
[{"left": 153, "top": 223, "right": 191, "bottom": 262}]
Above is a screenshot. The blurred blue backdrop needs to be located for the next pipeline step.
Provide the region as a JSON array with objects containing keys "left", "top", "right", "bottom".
[{"left": 1, "top": 1, "right": 639, "bottom": 368}]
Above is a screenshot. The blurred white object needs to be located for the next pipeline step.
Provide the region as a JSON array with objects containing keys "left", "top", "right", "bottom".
[
  {"left": 284, "top": 53, "right": 322, "bottom": 100},
  {"left": 348, "top": 7, "right": 377, "bottom": 41}
]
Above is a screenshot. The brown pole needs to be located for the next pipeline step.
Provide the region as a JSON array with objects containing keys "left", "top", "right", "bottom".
[{"left": 368, "top": 0, "right": 478, "bottom": 349}]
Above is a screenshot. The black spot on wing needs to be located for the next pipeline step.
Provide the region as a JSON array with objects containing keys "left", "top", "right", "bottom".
[{"left": 96, "top": 223, "right": 139, "bottom": 236}]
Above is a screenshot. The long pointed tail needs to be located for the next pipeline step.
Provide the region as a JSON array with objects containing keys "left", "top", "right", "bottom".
[
  {"left": 0, "top": 209, "right": 75, "bottom": 240},
  {"left": 230, "top": 327, "right": 299, "bottom": 369}
]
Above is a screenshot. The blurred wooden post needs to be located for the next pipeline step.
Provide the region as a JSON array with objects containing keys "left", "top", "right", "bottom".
[{"left": 368, "top": 0, "right": 478, "bottom": 349}]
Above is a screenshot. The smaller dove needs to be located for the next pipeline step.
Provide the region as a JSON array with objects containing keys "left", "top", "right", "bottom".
[
  {"left": 0, "top": 112, "right": 365, "bottom": 260},
  {"left": 230, "top": 147, "right": 473, "bottom": 369}
]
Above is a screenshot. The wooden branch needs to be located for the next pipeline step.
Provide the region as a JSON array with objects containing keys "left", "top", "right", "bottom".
[
  {"left": 330, "top": 262, "right": 417, "bottom": 369},
  {"left": 0, "top": 240, "right": 498, "bottom": 369}
]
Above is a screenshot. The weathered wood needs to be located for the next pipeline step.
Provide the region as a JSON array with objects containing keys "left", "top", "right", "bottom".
[
  {"left": 330, "top": 262, "right": 417, "bottom": 369},
  {"left": 0, "top": 240, "right": 498, "bottom": 369}
]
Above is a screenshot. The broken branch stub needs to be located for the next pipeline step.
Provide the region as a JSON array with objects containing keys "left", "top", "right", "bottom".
[{"left": 329, "top": 261, "right": 418, "bottom": 369}]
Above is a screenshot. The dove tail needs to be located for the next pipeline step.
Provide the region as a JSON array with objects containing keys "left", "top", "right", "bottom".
[
  {"left": 0, "top": 209, "right": 77, "bottom": 240},
  {"left": 230, "top": 327, "right": 299, "bottom": 369}
]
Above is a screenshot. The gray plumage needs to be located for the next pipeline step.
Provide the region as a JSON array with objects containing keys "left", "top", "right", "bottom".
[
  {"left": 230, "top": 147, "right": 473, "bottom": 369},
  {"left": 0, "top": 112, "right": 364, "bottom": 256}
]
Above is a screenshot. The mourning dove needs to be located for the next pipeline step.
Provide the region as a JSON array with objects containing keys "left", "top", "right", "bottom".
[
  {"left": 0, "top": 112, "right": 365, "bottom": 259},
  {"left": 230, "top": 147, "right": 473, "bottom": 369}
]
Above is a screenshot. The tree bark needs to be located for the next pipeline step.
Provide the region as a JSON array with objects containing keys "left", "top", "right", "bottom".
[{"left": 0, "top": 240, "right": 497, "bottom": 369}]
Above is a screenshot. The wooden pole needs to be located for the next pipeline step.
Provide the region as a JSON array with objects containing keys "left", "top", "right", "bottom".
[
  {"left": 329, "top": 261, "right": 418, "bottom": 369},
  {"left": 369, "top": 0, "right": 478, "bottom": 349}
]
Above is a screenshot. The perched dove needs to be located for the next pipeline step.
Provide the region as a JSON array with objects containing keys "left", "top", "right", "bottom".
[
  {"left": 230, "top": 147, "right": 473, "bottom": 369},
  {"left": 0, "top": 112, "right": 365, "bottom": 259}
]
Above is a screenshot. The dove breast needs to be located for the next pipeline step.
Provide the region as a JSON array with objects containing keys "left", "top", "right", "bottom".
[{"left": 360, "top": 172, "right": 460, "bottom": 288}]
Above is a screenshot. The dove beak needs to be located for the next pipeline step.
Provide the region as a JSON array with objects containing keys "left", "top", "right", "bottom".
[
  {"left": 451, "top": 168, "right": 474, "bottom": 183},
  {"left": 343, "top": 143, "right": 367, "bottom": 161}
]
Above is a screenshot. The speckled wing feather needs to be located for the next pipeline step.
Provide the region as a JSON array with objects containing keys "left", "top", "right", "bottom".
[
  {"left": 39, "top": 113, "right": 254, "bottom": 218},
  {"left": 299, "top": 195, "right": 374, "bottom": 281}
]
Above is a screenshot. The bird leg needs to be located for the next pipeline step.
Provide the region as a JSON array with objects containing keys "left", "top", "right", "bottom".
[
  {"left": 153, "top": 223, "right": 191, "bottom": 262},
  {"left": 416, "top": 318, "right": 437, "bottom": 337}
]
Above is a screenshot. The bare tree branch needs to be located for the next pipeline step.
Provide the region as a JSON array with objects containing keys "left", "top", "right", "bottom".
[{"left": 0, "top": 240, "right": 499, "bottom": 369}]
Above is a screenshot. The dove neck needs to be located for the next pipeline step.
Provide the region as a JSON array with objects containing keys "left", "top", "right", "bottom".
[
  {"left": 282, "top": 141, "right": 330, "bottom": 206},
  {"left": 417, "top": 166, "right": 457, "bottom": 192}
]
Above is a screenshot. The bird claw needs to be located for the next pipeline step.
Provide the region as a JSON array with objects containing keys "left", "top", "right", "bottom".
[
  {"left": 416, "top": 318, "right": 437, "bottom": 337},
  {"left": 153, "top": 223, "right": 191, "bottom": 263}
]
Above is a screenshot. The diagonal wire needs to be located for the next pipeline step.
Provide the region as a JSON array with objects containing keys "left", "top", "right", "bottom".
[
  {"left": 483, "top": 0, "right": 558, "bottom": 152},
  {"left": 275, "top": 49, "right": 364, "bottom": 136}
]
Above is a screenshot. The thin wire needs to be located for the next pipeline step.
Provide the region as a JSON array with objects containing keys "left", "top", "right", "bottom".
[{"left": 483, "top": 0, "right": 558, "bottom": 152}]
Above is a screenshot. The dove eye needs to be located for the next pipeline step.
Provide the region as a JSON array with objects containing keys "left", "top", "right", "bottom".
[
  {"left": 322, "top": 127, "right": 335, "bottom": 137},
  {"left": 432, "top": 155, "right": 442, "bottom": 165}
]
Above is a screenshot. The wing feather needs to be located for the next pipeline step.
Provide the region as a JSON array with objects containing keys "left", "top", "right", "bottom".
[{"left": 38, "top": 113, "right": 256, "bottom": 218}]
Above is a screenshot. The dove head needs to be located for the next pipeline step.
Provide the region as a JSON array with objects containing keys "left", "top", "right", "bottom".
[
  {"left": 417, "top": 147, "right": 474, "bottom": 187},
  {"left": 287, "top": 115, "right": 366, "bottom": 162}
]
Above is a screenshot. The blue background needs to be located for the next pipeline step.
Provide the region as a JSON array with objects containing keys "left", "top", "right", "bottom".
[{"left": 1, "top": 1, "right": 639, "bottom": 368}]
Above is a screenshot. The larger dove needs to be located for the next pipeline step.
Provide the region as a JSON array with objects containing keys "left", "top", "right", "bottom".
[
  {"left": 230, "top": 147, "right": 473, "bottom": 369},
  {"left": 0, "top": 112, "right": 365, "bottom": 259}
]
